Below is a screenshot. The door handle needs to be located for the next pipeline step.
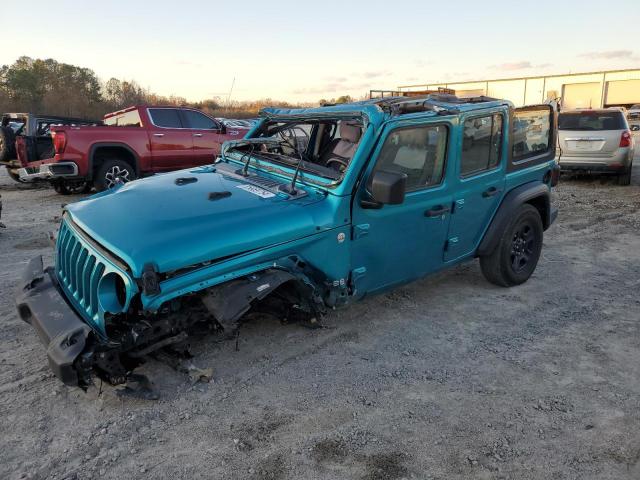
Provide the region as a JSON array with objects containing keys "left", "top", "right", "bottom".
[
  {"left": 425, "top": 205, "right": 451, "bottom": 217},
  {"left": 482, "top": 187, "right": 501, "bottom": 198},
  {"left": 153, "top": 133, "right": 164, "bottom": 137},
  {"left": 193, "top": 133, "right": 203, "bottom": 137}
]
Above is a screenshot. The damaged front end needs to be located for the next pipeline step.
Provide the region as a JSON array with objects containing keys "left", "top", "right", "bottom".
[{"left": 16, "top": 223, "right": 327, "bottom": 389}]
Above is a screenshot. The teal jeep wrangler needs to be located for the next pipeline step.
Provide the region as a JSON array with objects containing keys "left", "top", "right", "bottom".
[{"left": 16, "top": 94, "right": 559, "bottom": 388}]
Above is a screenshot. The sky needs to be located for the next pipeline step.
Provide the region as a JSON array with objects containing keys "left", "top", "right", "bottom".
[{"left": 2, "top": 0, "right": 640, "bottom": 103}]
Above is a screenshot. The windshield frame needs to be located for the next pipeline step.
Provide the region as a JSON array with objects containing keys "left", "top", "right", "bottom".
[{"left": 220, "top": 113, "right": 368, "bottom": 190}]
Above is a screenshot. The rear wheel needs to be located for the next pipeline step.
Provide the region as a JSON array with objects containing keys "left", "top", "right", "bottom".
[
  {"left": 480, "top": 204, "right": 544, "bottom": 287},
  {"left": 6, "top": 167, "right": 22, "bottom": 183},
  {"left": 617, "top": 162, "right": 633, "bottom": 186},
  {"left": 94, "top": 158, "right": 137, "bottom": 191}
]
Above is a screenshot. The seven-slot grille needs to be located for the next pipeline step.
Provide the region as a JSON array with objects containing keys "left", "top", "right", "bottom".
[{"left": 56, "top": 219, "right": 106, "bottom": 322}]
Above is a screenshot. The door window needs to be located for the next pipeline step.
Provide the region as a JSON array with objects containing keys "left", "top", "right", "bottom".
[
  {"left": 182, "top": 110, "right": 219, "bottom": 130},
  {"left": 513, "top": 108, "right": 553, "bottom": 160},
  {"left": 460, "top": 114, "right": 503, "bottom": 177},
  {"left": 148, "top": 108, "right": 182, "bottom": 128},
  {"left": 373, "top": 124, "right": 448, "bottom": 191}
]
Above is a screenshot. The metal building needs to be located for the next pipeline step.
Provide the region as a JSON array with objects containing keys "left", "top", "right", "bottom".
[{"left": 398, "top": 68, "right": 640, "bottom": 109}]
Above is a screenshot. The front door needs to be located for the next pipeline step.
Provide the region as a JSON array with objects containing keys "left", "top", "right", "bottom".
[
  {"left": 351, "top": 120, "right": 453, "bottom": 295},
  {"left": 444, "top": 111, "right": 506, "bottom": 262}
]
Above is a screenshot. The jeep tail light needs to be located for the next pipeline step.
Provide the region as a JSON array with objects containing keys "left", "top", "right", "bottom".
[
  {"left": 620, "top": 130, "right": 632, "bottom": 148},
  {"left": 53, "top": 131, "right": 67, "bottom": 154}
]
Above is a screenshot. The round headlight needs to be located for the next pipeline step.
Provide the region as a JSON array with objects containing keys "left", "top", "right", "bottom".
[{"left": 98, "top": 272, "right": 128, "bottom": 314}]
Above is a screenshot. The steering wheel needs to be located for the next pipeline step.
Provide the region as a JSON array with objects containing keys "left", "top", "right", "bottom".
[{"left": 325, "top": 157, "right": 349, "bottom": 172}]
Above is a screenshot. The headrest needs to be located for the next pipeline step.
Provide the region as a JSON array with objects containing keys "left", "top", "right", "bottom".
[{"left": 340, "top": 122, "right": 362, "bottom": 143}]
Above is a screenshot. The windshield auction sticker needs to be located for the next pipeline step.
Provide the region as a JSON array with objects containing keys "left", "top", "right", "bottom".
[{"left": 236, "top": 184, "right": 276, "bottom": 198}]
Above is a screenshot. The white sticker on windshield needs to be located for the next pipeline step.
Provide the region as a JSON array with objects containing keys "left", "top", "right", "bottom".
[{"left": 236, "top": 184, "right": 276, "bottom": 198}]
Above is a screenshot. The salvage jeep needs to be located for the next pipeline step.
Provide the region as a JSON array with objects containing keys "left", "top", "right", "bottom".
[{"left": 16, "top": 95, "right": 559, "bottom": 389}]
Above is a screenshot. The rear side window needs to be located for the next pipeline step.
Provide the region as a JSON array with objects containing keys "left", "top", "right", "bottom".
[
  {"left": 182, "top": 110, "right": 218, "bottom": 129},
  {"left": 512, "top": 108, "right": 551, "bottom": 161},
  {"left": 148, "top": 109, "right": 182, "bottom": 128},
  {"left": 104, "top": 110, "right": 142, "bottom": 127},
  {"left": 373, "top": 124, "right": 448, "bottom": 191},
  {"left": 558, "top": 111, "right": 625, "bottom": 131},
  {"left": 460, "top": 114, "right": 503, "bottom": 177}
]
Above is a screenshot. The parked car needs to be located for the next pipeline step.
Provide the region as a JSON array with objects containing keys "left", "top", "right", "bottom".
[
  {"left": 0, "top": 113, "right": 99, "bottom": 182},
  {"left": 629, "top": 104, "right": 640, "bottom": 132},
  {"left": 557, "top": 109, "right": 634, "bottom": 185},
  {"left": 16, "top": 95, "right": 559, "bottom": 388},
  {"left": 216, "top": 117, "right": 259, "bottom": 128},
  {"left": 16, "top": 106, "right": 250, "bottom": 194}
]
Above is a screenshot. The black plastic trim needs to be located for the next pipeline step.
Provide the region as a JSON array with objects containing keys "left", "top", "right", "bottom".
[
  {"left": 15, "top": 256, "right": 92, "bottom": 386},
  {"left": 476, "top": 181, "right": 551, "bottom": 257}
]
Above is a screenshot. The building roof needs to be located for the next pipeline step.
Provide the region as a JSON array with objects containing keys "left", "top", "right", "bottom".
[{"left": 399, "top": 68, "right": 640, "bottom": 90}]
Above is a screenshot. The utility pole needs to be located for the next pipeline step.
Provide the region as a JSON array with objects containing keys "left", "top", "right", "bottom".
[{"left": 227, "top": 77, "right": 235, "bottom": 105}]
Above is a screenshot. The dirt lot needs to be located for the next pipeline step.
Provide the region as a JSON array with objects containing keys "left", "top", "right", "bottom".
[{"left": 1, "top": 154, "right": 640, "bottom": 480}]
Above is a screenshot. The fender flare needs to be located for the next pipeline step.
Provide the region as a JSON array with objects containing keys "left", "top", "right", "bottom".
[
  {"left": 476, "top": 181, "right": 550, "bottom": 257},
  {"left": 88, "top": 142, "right": 141, "bottom": 180}
]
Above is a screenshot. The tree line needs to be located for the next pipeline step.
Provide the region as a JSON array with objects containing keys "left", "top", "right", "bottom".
[{"left": 0, "top": 56, "right": 342, "bottom": 120}]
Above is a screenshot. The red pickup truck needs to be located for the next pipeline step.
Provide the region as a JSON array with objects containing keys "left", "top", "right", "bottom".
[{"left": 17, "top": 106, "right": 249, "bottom": 194}]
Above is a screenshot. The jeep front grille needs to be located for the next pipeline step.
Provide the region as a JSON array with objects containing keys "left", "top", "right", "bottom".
[
  {"left": 57, "top": 220, "right": 107, "bottom": 323},
  {"left": 55, "top": 217, "right": 135, "bottom": 336}
]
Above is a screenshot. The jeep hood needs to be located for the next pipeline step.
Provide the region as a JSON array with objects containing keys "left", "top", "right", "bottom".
[{"left": 65, "top": 167, "right": 329, "bottom": 277}]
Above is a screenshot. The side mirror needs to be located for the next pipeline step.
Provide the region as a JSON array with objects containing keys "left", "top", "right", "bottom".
[
  {"left": 216, "top": 123, "right": 227, "bottom": 134},
  {"left": 369, "top": 170, "right": 407, "bottom": 205}
]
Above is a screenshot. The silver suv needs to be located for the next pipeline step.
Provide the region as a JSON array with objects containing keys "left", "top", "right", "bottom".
[{"left": 557, "top": 109, "right": 634, "bottom": 185}]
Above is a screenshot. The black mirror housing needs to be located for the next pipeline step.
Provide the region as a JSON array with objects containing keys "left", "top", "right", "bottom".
[
  {"left": 370, "top": 170, "right": 407, "bottom": 205},
  {"left": 217, "top": 123, "right": 227, "bottom": 134}
]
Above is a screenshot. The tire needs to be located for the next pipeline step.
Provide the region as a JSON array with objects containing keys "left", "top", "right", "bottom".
[
  {"left": 6, "top": 167, "right": 22, "bottom": 183},
  {"left": 53, "top": 180, "right": 92, "bottom": 195},
  {"left": 0, "top": 126, "right": 16, "bottom": 162},
  {"left": 480, "top": 204, "right": 544, "bottom": 287},
  {"left": 39, "top": 145, "right": 55, "bottom": 160},
  {"left": 617, "top": 162, "right": 632, "bottom": 186},
  {"left": 93, "top": 158, "right": 137, "bottom": 191}
]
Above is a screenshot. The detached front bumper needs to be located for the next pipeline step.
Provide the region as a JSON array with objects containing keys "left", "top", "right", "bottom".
[
  {"left": 18, "top": 162, "right": 79, "bottom": 182},
  {"left": 15, "top": 256, "right": 92, "bottom": 386}
]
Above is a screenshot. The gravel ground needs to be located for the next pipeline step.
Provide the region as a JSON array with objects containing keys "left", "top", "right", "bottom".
[{"left": 1, "top": 150, "right": 640, "bottom": 480}]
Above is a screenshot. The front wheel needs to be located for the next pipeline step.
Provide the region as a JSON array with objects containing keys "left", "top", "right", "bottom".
[
  {"left": 53, "top": 180, "right": 92, "bottom": 195},
  {"left": 480, "top": 204, "right": 544, "bottom": 287},
  {"left": 94, "top": 158, "right": 137, "bottom": 191}
]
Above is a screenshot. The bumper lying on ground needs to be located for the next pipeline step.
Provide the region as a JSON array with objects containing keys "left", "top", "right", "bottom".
[
  {"left": 15, "top": 256, "right": 92, "bottom": 386},
  {"left": 18, "top": 162, "right": 79, "bottom": 181}
]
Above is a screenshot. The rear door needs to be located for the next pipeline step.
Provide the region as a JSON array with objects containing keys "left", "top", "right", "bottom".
[
  {"left": 147, "top": 108, "right": 194, "bottom": 170},
  {"left": 444, "top": 110, "right": 506, "bottom": 262},
  {"left": 179, "top": 109, "right": 225, "bottom": 165},
  {"left": 558, "top": 110, "right": 625, "bottom": 158}
]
